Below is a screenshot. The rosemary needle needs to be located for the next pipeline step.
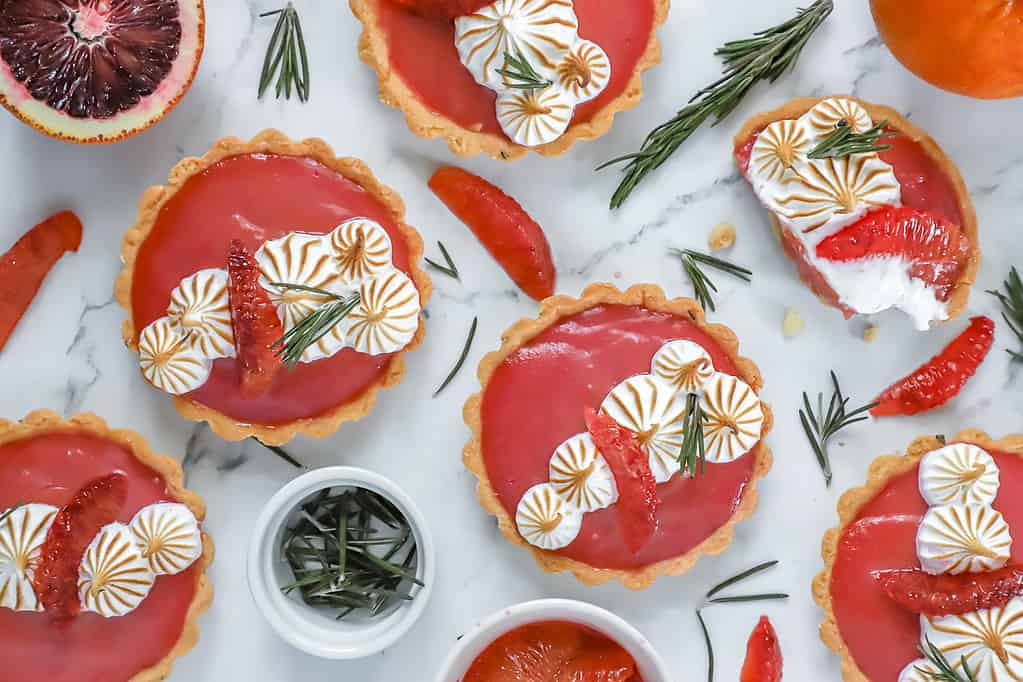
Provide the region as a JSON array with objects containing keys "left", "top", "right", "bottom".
[
  {"left": 259, "top": 4, "right": 310, "bottom": 102},
  {"left": 424, "top": 241, "right": 461, "bottom": 281},
  {"left": 987, "top": 266, "right": 1023, "bottom": 362},
  {"left": 269, "top": 283, "right": 361, "bottom": 367},
  {"left": 669, "top": 248, "right": 752, "bottom": 312},
  {"left": 599, "top": 0, "right": 833, "bottom": 209},
  {"left": 678, "top": 393, "right": 707, "bottom": 478},
  {"left": 0, "top": 503, "right": 20, "bottom": 524},
  {"left": 807, "top": 119, "right": 897, "bottom": 159},
  {"left": 496, "top": 51, "right": 552, "bottom": 91},
  {"left": 251, "top": 438, "right": 304, "bottom": 469},
  {"left": 435, "top": 317, "right": 477, "bottom": 397},
  {"left": 696, "top": 609, "right": 714, "bottom": 682},
  {"left": 799, "top": 371, "right": 877, "bottom": 487}
]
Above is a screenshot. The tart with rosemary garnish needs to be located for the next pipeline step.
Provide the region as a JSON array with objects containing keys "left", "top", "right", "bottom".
[
  {"left": 348, "top": 0, "right": 669, "bottom": 160},
  {"left": 814, "top": 430, "right": 1023, "bottom": 681},
  {"left": 463, "top": 283, "right": 773, "bottom": 589},
  {"left": 734, "top": 96, "right": 980, "bottom": 331},
  {"left": 115, "top": 130, "right": 431, "bottom": 445},
  {"left": 0, "top": 410, "right": 212, "bottom": 682}
]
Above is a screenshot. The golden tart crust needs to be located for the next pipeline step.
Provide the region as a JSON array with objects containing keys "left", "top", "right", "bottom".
[
  {"left": 812, "top": 430, "right": 1023, "bottom": 681},
  {"left": 115, "top": 129, "right": 432, "bottom": 446},
  {"left": 348, "top": 0, "right": 670, "bottom": 160},
  {"left": 733, "top": 95, "right": 981, "bottom": 324},
  {"left": 462, "top": 282, "right": 774, "bottom": 589},
  {"left": 0, "top": 409, "right": 214, "bottom": 682}
]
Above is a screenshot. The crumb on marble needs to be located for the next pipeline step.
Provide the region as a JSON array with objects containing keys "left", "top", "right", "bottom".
[
  {"left": 708, "top": 223, "right": 736, "bottom": 250},
  {"left": 783, "top": 309, "right": 805, "bottom": 338},
  {"left": 863, "top": 325, "right": 880, "bottom": 343}
]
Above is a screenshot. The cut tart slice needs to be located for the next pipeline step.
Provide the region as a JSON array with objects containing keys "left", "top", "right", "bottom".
[
  {"left": 813, "top": 431, "right": 1023, "bottom": 681},
  {"left": 115, "top": 130, "right": 432, "bottom": 445},
  {"left": 734, "top": 96, "right": 980, "bottom": 330},
  {"left": 463, "top": 283, "right": 773, "bottom": 589},
  {"left": 349, "top": 0, "right": 670, "bottom": 160},
  {"left": 0, "top": 410, "right": 212, "bottom": 682}
]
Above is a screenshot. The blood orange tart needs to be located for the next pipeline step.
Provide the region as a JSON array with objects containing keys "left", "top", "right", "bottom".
[
  {"left": 814, "top": 430, "right": 1023, "bottom": 681},
  {"left": 463, "top": 283, "right": 773, "bottom": 589},
  {"left": 349, "top": 0, "right": 670, "bottom": 159},
  {"left": 734, "top": 96, "right": 980, "bottom": 331},
  {"left": 115, "top": 130, "right": 431, "bottom": 445},
  {"left": 0, "top": 410, "right": 212, "bottom": 682}
]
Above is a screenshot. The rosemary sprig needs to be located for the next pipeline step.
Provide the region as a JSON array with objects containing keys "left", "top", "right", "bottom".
[
  {"left": 669, "top": 248, "right": 752, "bottom": 312},
  {"left": 807, "top": 119, "right": 896, "bottom": 159},
  {"left": 269, "top": 283, "right": 361, "bottom": 367},
  {"left": 987, "top": 266, "right": 1023, "bottom": 362},
  {"left": 696, "top": 561, "right": 789, "bottom": 682},
  {"left": 251, "top": 438, "right": 304, "bottom": 469},
  {"left": 280, "top": 486, "right": 423, "bottom": 620},
  {"left": 918, "top": 637, "right": 977, "bottom": 682},
  {"left": 496, "top": 51, "right": 552, "bottom": 91},
  {"left": 434, "top": 317, "right": 477, "bottom": 397},
  {"left": 424, "top": 241, "right": 460, "bottom": 281},
  {"left": 678, "top": 393, "right": 707, "bottom": 478},
  {"left": 799, "top": 371, "right": 877, "bottom": 487},
  {"left": 599, "top": 0, "right": 833, "bottom": 209},
  {"left": 258, "top": 4, "right": 310, "bottom": 102}
]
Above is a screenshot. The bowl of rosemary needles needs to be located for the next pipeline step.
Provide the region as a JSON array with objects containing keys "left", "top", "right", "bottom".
[{"left": 247, "top": 466, "right": 434, "bottom": 659}]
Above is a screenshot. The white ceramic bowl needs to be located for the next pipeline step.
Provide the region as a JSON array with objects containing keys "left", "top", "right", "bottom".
[
  {"left": 247, "top": 466, "right": 434, "bottom": 659},
  {"left": 434, "top": 599, "right": 671, "bottom": 682}
]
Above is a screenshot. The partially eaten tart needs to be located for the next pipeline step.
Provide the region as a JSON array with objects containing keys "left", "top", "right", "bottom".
[
  {"left": 814, "top": 430, "right": 1023, "bottom": 680},
  {"left": 349, "top": 0, "right": 670, "bottom": 159},
  {"left": 0, "top": 410, "right": 212, "bottom": 682},
  {"left": 463, "top": 283, "right": 773, "bottom": 589},
  {"left": 734, "top": 96, "right": 980, "bottom": 330},
  {"left": 115, "top": 130, "right": 431, "bottom": 445}
]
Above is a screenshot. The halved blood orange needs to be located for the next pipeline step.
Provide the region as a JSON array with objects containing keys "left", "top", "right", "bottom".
[{"left": 0, "top": 0, "right": 205, "bottom": 143}]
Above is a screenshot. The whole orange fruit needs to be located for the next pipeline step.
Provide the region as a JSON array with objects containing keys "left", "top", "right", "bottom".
[{"left": 871, "top": 0, "right": 1023, "bottom": 99}]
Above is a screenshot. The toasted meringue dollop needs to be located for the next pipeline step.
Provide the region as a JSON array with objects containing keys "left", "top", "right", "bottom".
[
  {"left": 701, "top": 373, "right": 764, "bottom": 463},
  {"left": 600, "top": 374, "right": 687, "bottom": 483},
  {"left": 166, "top": 268, "right": 235, "bottom": 359},
  {"left": 919, "top": 443, "right": 1000, "bottom": 507},
  {"left": 129, "top": 503, "right": 202, "bottom": 576},
  {"left": 515, "top": 483, "right": 582, "bottom": 550},
  {"left": 807, "top": 97, "right": 874, "bottom": 136},
  {"left": 0, "top": 503, "right": 58, "bottom": 612},
  {"left": 917, "top": 504, "right": 1012, "bottom": 575},
  {"left": 651, "top": 340, "right": 715, "bottom": 393},
  {"left": 79, "top": 523, "right": 156, "bottom": 618},
  {"left": 496, "top": 87, "right": 574, "bottom": 147},
  {"left": 346, "top": 269, "right": 421, "bottom": 355},
  {"left": 751, "top": 119, "right": 811, "bottom": 182},
  {"left": 138, "top": 317, "right": 211, "bottom": 395},
  {"left": 556, "top": 40, "right": 610, "bottom": 103},
  {"left": 329, "top": 219, "right": 393, "bottom": 285},
  {"left": 549, "top": 433, "right": 618, "bottom": 512},
  {"left": 922, "top": 601, "right": 1023, "bottom": 680}
]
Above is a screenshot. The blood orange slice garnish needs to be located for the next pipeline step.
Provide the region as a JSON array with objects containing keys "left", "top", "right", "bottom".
[
  {"left": 462, "top": 621, "right": 583, "bottom": 682},
  {"left": 740, "top": 616, "right": 783, "bottom": 682},
  {"left": 227, "top": 239, "right": 283, "bottom": 398},
  {"left": 429, "top": 166, "right": 556, "bottom": 301},
  {"left": 0, "top": 210, "right": 83, "bottom": 353},
  {"left": 584, "top": 408, "right": 658, "bottom": 553},
  {"left": 555, "top": 642, "right": 637, "bottom": 682},
  {"left": 0, "top": 0, "right": 204, "bottom": 143},
  {"left": 32, "top": 472, "right": 128, "bottom": 621},
  {"left": 388, "top": 0, "right": 492, "bottom": 19},
  {"left": 815, "top": 206, "right": 970, "bottom": 301},
  {"left": 874, "top": 566, "right": 1023, "bottom": 618},
  {"left": 871, "top": 315, "right": 994, "bottom": 417}
]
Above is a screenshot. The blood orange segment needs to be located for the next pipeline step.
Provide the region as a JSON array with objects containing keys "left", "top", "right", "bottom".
[
  {"left": 462, "top": 622, "right": 583, "bottom": 682},
  {"left": 740, "top": 616, "right": 783, "bottom": 682},
  {"left": 226, "top": 240, "right": 283, "bottom": 398},
  {"left": 584, "top": 408, "right": 658, "bottom": 553},
  {"left": 389, "top": 0, "right": 491, "bottom": 19},
  {"left": 815, "top": 206, "right": 969, "bottom": 301},
  {"left": 871, "top": 315, "right": 994, "bottom": 417},
  {"left": 0, "top": 210, "right": 83, "bottom": 353},
  {"left": 429, "top": 166, "right": 556, "bottom": 301},
  {"left": 874, "top": 566, "right": 1023, "bottom": 617},
  {"left": 32, "top": 472, "right": 128, "bottom": 621},
  {"left": 555, "top": 642, "right": 637, "bottom": 682}
]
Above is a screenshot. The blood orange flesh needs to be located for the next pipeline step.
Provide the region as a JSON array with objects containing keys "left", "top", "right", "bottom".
[
  {"left": 226, "top": 240, "right": 283, "bottom": 398},
  {"left": 740, "top": 616, "right": 783, "bottom": 682},
  {"left": 875, "top": 566, "right": 1023, "bottom": 617}
]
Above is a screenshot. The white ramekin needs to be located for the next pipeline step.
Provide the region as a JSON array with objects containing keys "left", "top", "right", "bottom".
[
  {"left": 247, "top": 466, "right": 434, "bottom": 659},
  {"left": 434, "top": 599, "right": 671, "bottom": 682}
]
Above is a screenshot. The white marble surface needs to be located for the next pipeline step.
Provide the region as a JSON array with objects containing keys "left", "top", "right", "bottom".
[{"left": 1, "top": 0, "right": 1021, "bottom": 680}]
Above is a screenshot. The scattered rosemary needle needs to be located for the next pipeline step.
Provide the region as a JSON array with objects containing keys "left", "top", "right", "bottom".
[
  {"left": 918, "top": 636, "right": 977, "bottom": 682},
  {"left": 424, "top": 241, "right": 460, "bottom": 281},
  {"left": 799, "top": 371, "right": 877, "bottom": 487},
  {"left": 695, "top": 561, "right": 788, "bottom": 682},
  {"left": 598, "top": 0, "right": 833, "bottom": 209},
  {"left": 258, "top": 3, "right": 310, "bottom": 102},
  {"left": 280, "top": 486, "right": 422, "bottom": 620},
  {"left": 669, "top": 248, "right": 752, "bottom": 312},
  {"left": 251, "top": 438, "right": 304, "bottom": 469},
  {"left": 678, "top": 393, "right": 707, "bottom": 478},
  {"left": 269, "top": 283, "right": 360, "bottom": 367},
  {"left": 987, "top": 266, "right": 1023, "bottom": 362},
  {"left": 496, "top": 51, "right": 552, "bottom": 91},
  {"left": 434, "top": 317, "right": 477, "bottom": 397},
  {"left": 807, "top": 119, "right": 897, "bottom": 159}
]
